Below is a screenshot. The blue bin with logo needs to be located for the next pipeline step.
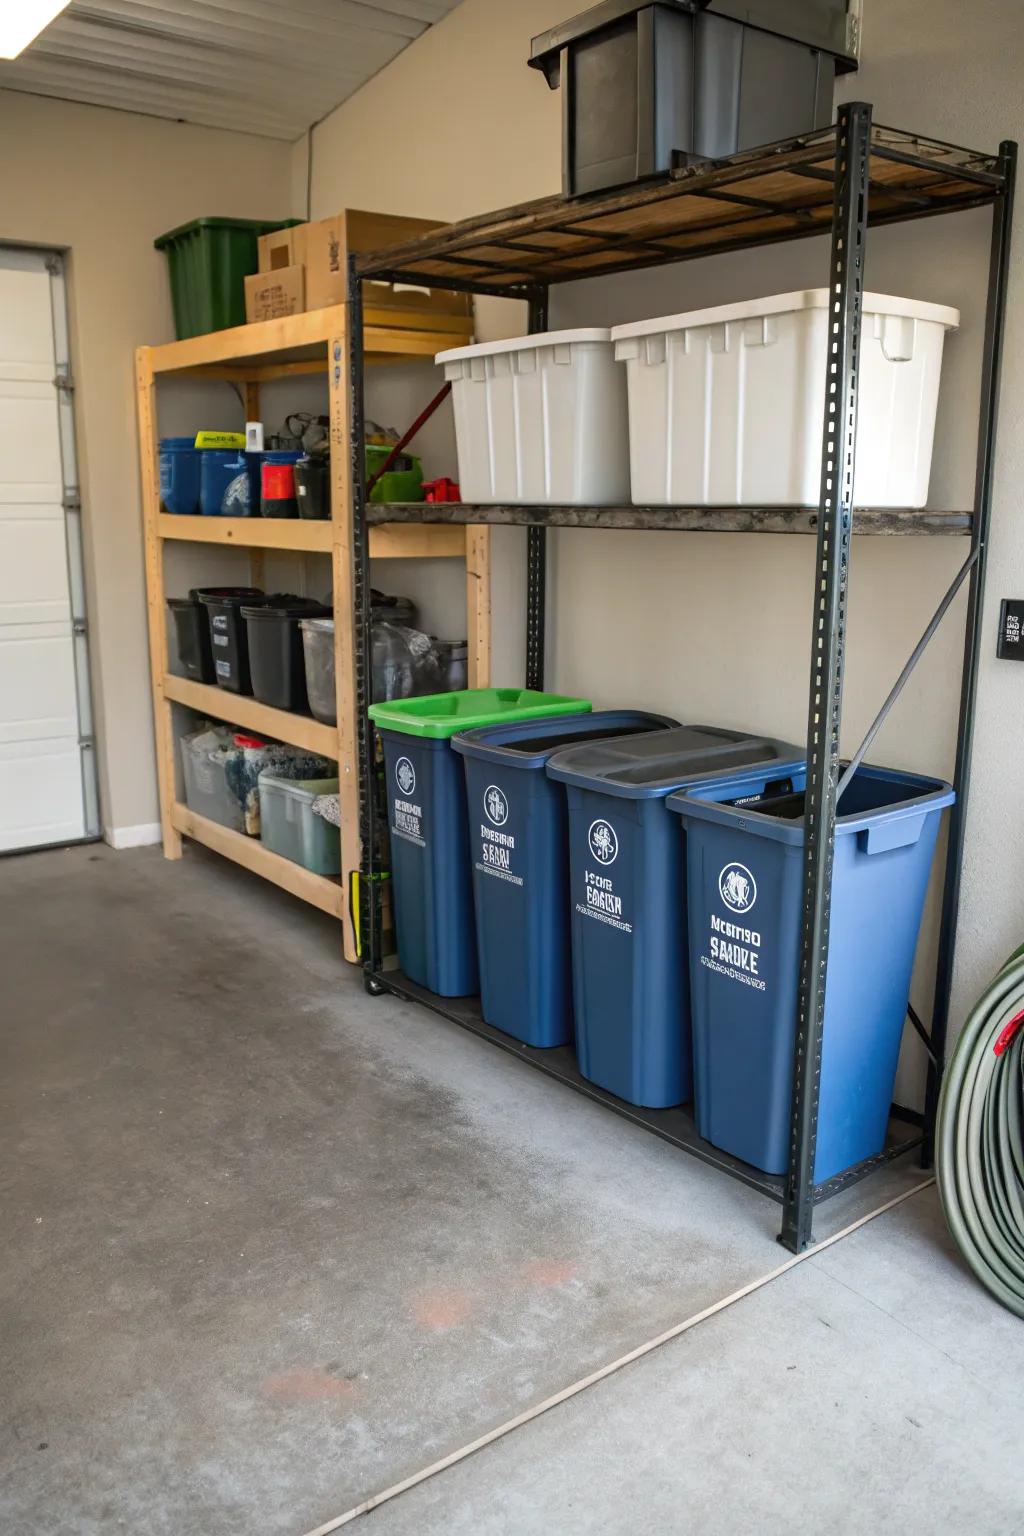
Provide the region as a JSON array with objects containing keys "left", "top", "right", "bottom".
[
  {"left": 547, "top": 728, "right": 803, "bottom": 1109},
  {"left": 668, "top": 763, "right": 954, "bottom": 1180},
  {"left": 453, "top": 711, "right": 679, "bottom": 1046},
  {"left": 368, "top": 689, "right": 591, "bottom": 997},
  {"left": 201, "top": 450, "right": 262, "bottom": 516}
]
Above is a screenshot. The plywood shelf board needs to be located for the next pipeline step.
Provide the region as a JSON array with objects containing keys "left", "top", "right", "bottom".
[
  {"left": 170, "top": 803, "right": 344, "bottom": 918},
  {"left": 162, "top": 675, "right": 339, "bottom": 758}
]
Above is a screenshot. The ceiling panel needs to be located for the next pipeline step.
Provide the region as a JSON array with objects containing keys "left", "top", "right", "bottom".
[{"left": 0, "top": 0, "right": 464, "bottom": 140}]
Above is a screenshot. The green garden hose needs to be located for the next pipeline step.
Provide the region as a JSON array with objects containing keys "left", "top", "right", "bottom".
[{"left": 936, "top": 945, "right": 1024, "bottom": 1318}]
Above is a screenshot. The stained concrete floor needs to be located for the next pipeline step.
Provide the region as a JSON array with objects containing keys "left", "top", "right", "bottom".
[{"left": 0, "top": 843, "right": 1013, "bottom": 1536}]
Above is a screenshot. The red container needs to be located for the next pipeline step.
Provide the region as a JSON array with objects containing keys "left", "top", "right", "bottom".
[
  {"left": 423, "top": 476, "right": 461, "bottom": 502},
  {"left": 260, "top": 452, "right": 301, "bottom": 518}
]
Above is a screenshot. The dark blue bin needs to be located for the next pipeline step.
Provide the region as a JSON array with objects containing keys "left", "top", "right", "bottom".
[
  {"left": 201, "top": 450, "right": 261, "bottom": 516},
  {"left": 159, "top": 436, "right": 200, "bottom": 515},
  {"left": 453, "top": 711, "right": 679, "bottom": 1046},
  {"left": 547, "top": 728, "right": 803, "bottom": 1109},
  {"left": 377, "top": 733, "right": 477, "bottom": 995},
  {"left": 668, "top": 763, "right": 955, "bottom": 1180}
]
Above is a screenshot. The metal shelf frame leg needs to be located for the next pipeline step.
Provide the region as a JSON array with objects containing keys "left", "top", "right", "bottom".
[
  {"left": 779, "top": 101, "right": 873, "bottom": 1254},
  {"left": 921, "top": 139, "right": 1017, "bottom": 1165},
  {"left": 525, "top": 288, "right": 550, "bottom": 691}
]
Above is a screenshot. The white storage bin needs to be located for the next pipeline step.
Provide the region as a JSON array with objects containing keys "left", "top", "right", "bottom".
[
  {"left": 612, "top": 291, "right": 960, "bottom": 508},
  {"left": 436, "top": 329, "right": 630, "bottom": 505}
]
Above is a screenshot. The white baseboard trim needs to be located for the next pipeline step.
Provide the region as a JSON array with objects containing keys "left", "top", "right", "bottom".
[{"left": 104, "top": 822, "right": 162, "bottom": 850}]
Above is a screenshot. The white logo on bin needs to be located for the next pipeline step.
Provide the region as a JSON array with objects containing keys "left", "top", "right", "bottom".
[
  {"left": 588, "top": 819, "right": 618, "bottom": 865},
  {"left": 719, "top": 862, "right": 757, "bottom": 914},
  {"left": 395, "top": 757, "right": 416, "bottom": 796},
  {"left": 484, "top": 784, "right": 508, "bottom": 826}
]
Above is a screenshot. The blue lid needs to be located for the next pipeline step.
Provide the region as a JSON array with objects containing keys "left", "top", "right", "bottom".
[
  {"left": 159, "top": 436, "right": 196, "bottom": 450},
  {"left": 264, "top": 450, "right": 302, "bottom": 464},
  {"left": 546, "top": 724, "right": 805, "bottom": 800},
  {"left": 667, "top": 761, "right": 954, "bottom": 843},
  {"left": 453, "top": 710, "right": 680, "bottom": 770}
]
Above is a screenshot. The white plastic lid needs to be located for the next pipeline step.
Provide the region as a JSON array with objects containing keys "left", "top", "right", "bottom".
[
  {"left": 436, "top": 327, "right": 614, "bottom": 365},
  {"left": 611, "top": 290, "right": 960, "bottom": 343}
]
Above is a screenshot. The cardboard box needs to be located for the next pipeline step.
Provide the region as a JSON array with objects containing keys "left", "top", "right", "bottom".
[
  {"left": 258, "top": 209, "right": 473, "bottom": 321},
  {"left": 245, "top": 265, "right": 305, "bottom": 323}
]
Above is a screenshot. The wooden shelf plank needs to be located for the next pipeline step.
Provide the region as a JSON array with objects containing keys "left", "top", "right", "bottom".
[
  {"left": 143, "top": 305, "right": 472, "bottom": 378},
  {"left": 157, "top": 513, "right": 469, "bottom": 556},
  {"left": 170, "top": 802, "right": 344, "bottom": 919},
  {"left": 365, "top": 503, "right": 974, "bottom": 537},
  {"left": 158, "top": 514, "right": 333, "bottom": 551},
  {"left": 162, "top": 676, "right": 338, "bottom": 758},
  {"left": 369, "top": 523, "right": 467, "bottom": 559}
]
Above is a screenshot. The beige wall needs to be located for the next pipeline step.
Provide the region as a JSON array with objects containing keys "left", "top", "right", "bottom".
[
  {"left": 300, "top": 0, "right": 1024, "bottom": 1054},
  {"left": 0, "top": 89, "right": 292, "bottom": 839}
]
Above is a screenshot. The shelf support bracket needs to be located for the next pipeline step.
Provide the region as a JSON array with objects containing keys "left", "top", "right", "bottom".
[{"left": 779, "top": 101, "right": 872, "bottom": 1254}]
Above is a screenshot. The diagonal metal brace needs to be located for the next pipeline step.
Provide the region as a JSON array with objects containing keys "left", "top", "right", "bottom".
[{"left": 837, "top": 546, "right": 979, "bottom": 804}]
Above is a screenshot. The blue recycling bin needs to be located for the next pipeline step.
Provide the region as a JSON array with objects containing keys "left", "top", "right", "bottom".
[
  {"left": 547, "top": 728, "right": 803, "bottom": 1109},
  {"left": 668, "top": 762, "right": 955, "bottom": 1181},
  {"left": 368, "top": 689, "right": 591, "bottom": 997},
  {"left": 453, "top": 711, "right": 679, "bottom": 1046}
]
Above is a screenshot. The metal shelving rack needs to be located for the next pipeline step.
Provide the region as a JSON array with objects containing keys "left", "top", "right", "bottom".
[{"left": 348, "top": 104, "right": 1016, "bottom": 1251}]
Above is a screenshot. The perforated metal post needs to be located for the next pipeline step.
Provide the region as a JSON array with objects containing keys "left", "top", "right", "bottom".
[
  {"left": 525, "top": 289, "right": 549, "bottom": 690},
  {"left": 348, "top": 257, "right": 381, "bottom": 978},
  {"left": 779, "top": 102, "right": 872, "bottom": 1253},
  {"left": 923, "top": 138, "right": 1017, "bottom": 1163}
]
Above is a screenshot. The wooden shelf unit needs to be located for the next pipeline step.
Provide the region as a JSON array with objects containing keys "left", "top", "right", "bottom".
[{"left": 137, "top": 301, "right": 482, "bottom": 962}]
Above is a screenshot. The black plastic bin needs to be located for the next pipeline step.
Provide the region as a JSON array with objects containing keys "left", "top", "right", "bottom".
[
  {"left": 295, "top": 455, "right": 330, "bottom": 520},
  {"left": 169, "top": 587, "right": 263, "bottom": 685},
  {"left": 242, "top": 597, "right": 331, "bottom": 713},
  {"left": 529, "top": 0, "right": 855, "bottom": 194},
  {"left": 197, "top": 588, "right": 268, "bottom": 695}
]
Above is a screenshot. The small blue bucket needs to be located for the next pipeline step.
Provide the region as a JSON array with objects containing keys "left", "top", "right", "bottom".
[{"left": 159, "top": 436, "right": 200, "bottom": 515}]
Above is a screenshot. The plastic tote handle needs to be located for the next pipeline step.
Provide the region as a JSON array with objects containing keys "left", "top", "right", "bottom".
[
  {"left": 859, "top": 811, "right": 928, "bottom": 855},
  {"left": 875, "top": 313, "right": 916, "bottom": 363}
]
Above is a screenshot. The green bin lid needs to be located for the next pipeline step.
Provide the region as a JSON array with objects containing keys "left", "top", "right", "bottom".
[
  {"left": 368, "top": 688, "right": 592, "bottom": 740},
  {"left": 154, "top": 216, "right": 300, "bottom": 249}
]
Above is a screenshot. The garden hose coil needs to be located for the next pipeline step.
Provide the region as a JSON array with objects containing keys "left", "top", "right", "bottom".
[{"left": 936, "top": 945, "right": 1024, "bottom": 1318}]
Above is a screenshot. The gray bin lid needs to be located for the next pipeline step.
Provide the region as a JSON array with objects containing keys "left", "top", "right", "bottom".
[{"left": 546, "top": 724, "right": 804, "bottom": 800}]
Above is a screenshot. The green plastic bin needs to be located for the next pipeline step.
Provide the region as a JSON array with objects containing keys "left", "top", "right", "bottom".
[
  {"left": 154, "top": 217, "right": 300, "bottom": 339},
  {"left": 368, "top": 688, "right": 591, "bottom": 994},
  {"left": 366, "top": 443, "right": 424, "bottom": 504}
]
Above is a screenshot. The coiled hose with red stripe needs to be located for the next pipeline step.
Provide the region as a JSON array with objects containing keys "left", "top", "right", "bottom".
[{"left": 936, "top": 945, "right": 1024, "bottom": 1317}]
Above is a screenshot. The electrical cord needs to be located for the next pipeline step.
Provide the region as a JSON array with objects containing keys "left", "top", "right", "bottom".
[{"left": 936, "top": 944, "right": 1024, "bottom": 1317}]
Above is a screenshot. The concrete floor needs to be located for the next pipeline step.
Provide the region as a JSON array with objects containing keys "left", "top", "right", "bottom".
[{"left": 0, "top": 843, "right": 1014, "bottom": 1536}]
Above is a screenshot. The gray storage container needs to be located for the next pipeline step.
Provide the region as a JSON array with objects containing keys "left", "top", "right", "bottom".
[
  {"left": 529, "top": 0, "right": 856, "bottom": 195},
  {"left": 181, "top": 726, "right": 245, "bottom": 832},
  {"left": 300, "top": 617, "right": 337, "bottom": 725},
  {"left": 258, "top": 773, "right": 342, "bottom": 875}
]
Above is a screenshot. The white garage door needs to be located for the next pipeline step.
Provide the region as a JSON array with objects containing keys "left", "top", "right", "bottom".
[{"left": 0, "top": 247, "right": 98, "bottom": 852}]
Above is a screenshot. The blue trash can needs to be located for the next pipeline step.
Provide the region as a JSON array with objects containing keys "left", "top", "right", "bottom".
[
  {"left": 668, "top": 762, "right": 955, "bottom": 1180},
  {"left": 368, "top": 689, "right": 592, "bottom": 998},
  {"left": 453, "top": 710, "right": 679, "bottom": 1047},
  {"left": 159, "top": 436, "right": 200, "bottom": 515},
  {"left": 201, "top": 450, "right": 261, "bottom": 516},
  {"left": 547, "top": 728, "right": 803, "bottom": 1109}
]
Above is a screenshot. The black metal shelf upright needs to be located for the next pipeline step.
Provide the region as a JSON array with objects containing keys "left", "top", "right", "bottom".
[{"left": 348, "top": 104, "right": 1016, "bottom": 1252}]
